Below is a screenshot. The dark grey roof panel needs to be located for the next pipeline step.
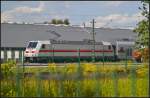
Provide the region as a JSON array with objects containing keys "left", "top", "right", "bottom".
[
  {"left": 1, "top": 23, "right": 90, "bottom": 47},
  {"left": 85, "top": 27, "right": 137, "bottom": 43},
  {"left": 1, "top": 23, "right": 137, "bottom": 47}
]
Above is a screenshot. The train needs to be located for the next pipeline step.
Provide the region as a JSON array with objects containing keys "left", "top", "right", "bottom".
[{"left": 24, "top": 39, "right": 135, "bottom": 63}]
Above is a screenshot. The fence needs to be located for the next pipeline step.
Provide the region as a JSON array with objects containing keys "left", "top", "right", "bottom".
[
  {"left": 1, "top": 47, "right": 139, "bottom": 63},
  {"left": 1, "top": 48, "right": 149, "bottom": 97}
]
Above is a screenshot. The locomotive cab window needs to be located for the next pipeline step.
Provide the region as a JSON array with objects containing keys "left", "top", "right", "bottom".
[
  {"left": 41, "top": 44, "right": 49, "bottom": 49},
  {"left": 41, "top": 44, "right": 46, "bottom": 49},
  {"left": 27, "top": 42, "right": 38, "bottom": 48},
  {"left": 108, "top": 45, "right": 111, "bottom": 50}
]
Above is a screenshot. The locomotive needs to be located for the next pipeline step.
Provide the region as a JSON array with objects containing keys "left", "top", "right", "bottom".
[{"left": 24, "top": 39, "right": 134, "bottom": 63}]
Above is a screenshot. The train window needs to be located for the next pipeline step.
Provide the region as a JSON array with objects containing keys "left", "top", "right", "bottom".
[
  {"left": 108, "top": 45, "right": 111, "bottom": 50},
  {"left": 120, "top": 47, "right": 124, "bottom": 52},
  {"left": 27, "top": 42, "right": 38, "bottom": 48},
  {"left": 41, "top": 44, "right": 46, "bottom": 49}
]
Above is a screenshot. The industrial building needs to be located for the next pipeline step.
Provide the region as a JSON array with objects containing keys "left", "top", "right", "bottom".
[{"left": 1, "top": 23, "right": 137, "bottom": 62}]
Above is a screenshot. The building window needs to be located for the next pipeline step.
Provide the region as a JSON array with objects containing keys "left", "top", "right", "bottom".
[
  {"left": 7, "top": 51, "right": 11, "bottom": 59},
  {"left": 1, "top": 51, "right": 4, "bottom": 59}
]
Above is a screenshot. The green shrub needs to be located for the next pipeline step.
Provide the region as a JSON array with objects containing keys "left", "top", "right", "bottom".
[{"left": 1, "top": 60, "right": 16, "bottom": 78}]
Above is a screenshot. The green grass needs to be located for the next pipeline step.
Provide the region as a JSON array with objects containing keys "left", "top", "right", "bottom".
[{"left": 11, "top": 62, "right": 147, "bottom": 73}]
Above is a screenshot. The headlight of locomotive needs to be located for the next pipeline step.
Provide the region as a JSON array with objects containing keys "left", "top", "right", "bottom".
[{"left": 31, "top": 51, "right": 38, "bottom": 56}]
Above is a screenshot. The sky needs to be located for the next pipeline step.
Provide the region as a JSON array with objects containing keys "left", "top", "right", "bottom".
[{"left": 1, "top": 1, "right": 148, "bottom": 29}]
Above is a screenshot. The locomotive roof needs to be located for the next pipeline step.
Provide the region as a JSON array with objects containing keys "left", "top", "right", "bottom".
[
  {"left": 1, "top": 23, "right": 137, "bottom": 48},
  {"left": 49, "top": 39, "right": 103, "bottom": 45}
]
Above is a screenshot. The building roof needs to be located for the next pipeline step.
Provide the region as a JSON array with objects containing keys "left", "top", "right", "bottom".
[
  {"left": 1, "top": 23, "right": 137, "bottom": 47},
  {"left": 85, "top": 27, "right": 137, "bottom": 43}
]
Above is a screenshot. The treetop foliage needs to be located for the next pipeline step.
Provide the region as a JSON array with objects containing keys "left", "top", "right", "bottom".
[
  {"left": 44, "top": 19, "right": 70, "bottom": 25},
  {"left": 133, "top": 1, "right": 149, "bottom": 48}
]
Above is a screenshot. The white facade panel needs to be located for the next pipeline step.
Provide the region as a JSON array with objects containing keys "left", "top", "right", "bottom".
[
  {"left": 15, "top": 51, "right": 19, "bottom": 58},
  {"left": 1, "top": 51, "right": 4, "bottom": 59},
  {"left": 7, "top": 51, "right": 11, "bottom": 58}
]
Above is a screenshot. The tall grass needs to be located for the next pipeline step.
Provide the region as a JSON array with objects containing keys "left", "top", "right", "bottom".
[{"left": 1, "top": 62, "right": 149, "bottom": 97}]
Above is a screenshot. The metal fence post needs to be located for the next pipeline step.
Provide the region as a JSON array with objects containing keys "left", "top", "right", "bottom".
[
  {"left": 37, "top": 71, "right": 41, "bottom": 97},
  {"left": 58, "top": 64, "right": 65, "bottom": 97},
  {"left": 15, "top": 49, "right": 23, "bottom": 96},
  {"left": 76, "top": 48, "right": 81, "bottom": 96},
  {"left": 52, "top": 46, "right": 54, "bottom": 63},
  {"left": 19, "top": 49, "right": 22, "bottom": 63},
  {"left": 48, "top": 44, "right": 51, "bottom": 63},
  {"left": 22, "top": 51, "right": 25, "bottom": 73},
  {"left": 78, "top": 48, "right": 80, "bottom": 66},
  {"left": 103, "top": 45, "right": 104, "bottom": 66},
  {"left": 58, "top": 78, "right": 62, "bottom": 97},
  {"left": 125, "top": 49, "right": 128, "bottom": 70},
  {"left": 95, "top": 64, "right": 100, "bottom": 97},
  {"left": 113, "top": 45, "right": 116, "bottom": 62},
  {"left": 16, "top": 62, "right": 20, "bottom": 97},
  {"left": 130, "top": 67, "right": 136, "bottom": 97},
  {"left": 112, "top": 71, "right": 118, "bottom": 97},
  {"left": 48, "top": 70, "right": 51, "bottom": 96},
  {"left": 4, "top": 48, "right": 7, "bottom": 62},
  {"left": 12, "top": 50, "right": 15, "bottom": 61},
  {"left": 147, "top": 68, "right": 149, "bottom": 97},
  {"left": 92, "top": 49, "right": 95, "bottom": 62}
]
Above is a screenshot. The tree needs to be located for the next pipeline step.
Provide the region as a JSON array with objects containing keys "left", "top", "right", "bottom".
[
  {"left": 64, "top": 19, "right": 70, "bottom": 25},
  {"left": 51, "top": 19, "right": 57, "bottom": 24},
  {"left": 50, "top": 18, "right": 70, "bottom": 25},
  {"left": 133, "top": 20, "right": 149, "bottom": 48},
  {"left": 133, "top": 1, "right": 149, "bottom": 62},
  {"left": 133, "top": 1, "right": 149, "bottom": 48},
  {"left": 57, "top": 19, "right": 63, "bottom": 24}
]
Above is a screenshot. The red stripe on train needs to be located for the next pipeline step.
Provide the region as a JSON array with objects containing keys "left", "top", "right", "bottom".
[{"left": 39, "top": 49, "right": 113, "bottom": 52}]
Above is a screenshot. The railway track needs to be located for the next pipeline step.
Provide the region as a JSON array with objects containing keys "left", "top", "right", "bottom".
[{"left": 17, "top": 62, "right": 147, "bottom": 67}]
